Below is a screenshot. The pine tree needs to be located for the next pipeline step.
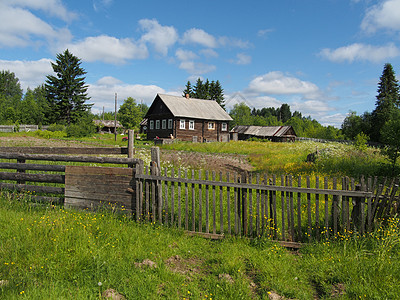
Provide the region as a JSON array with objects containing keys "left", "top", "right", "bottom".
[
  {"left": 182, "top": 81, "right": 193, "bottom": 97},
  {"left": 45, "top": 49, "right": 92, "bottom": 125},
  {"left": 370, "top": 63, "right": 400, "bottom": 142}
]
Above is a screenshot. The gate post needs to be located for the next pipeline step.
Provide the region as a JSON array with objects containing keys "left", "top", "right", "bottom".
[{"left": 128, "top": 129, "right": 134, "bottom": 158}]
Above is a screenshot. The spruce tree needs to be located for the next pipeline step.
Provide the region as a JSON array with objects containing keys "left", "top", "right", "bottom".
[
  {"left": 182, "top": 81, "right": 193, "bottom": 97},
  {"left": 45, "top": 49, "right": 92, "bottom": 125},
  {"left": 370, "top": 63, "right": 400, "bottom": 142}
]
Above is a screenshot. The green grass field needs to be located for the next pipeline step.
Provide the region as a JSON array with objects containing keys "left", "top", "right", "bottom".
[
  {"left": 1, "top": 134, "right": 400, "bottom": 299},
  {"left": 0, "top": 192, "right": 399, "bottom": 299}
]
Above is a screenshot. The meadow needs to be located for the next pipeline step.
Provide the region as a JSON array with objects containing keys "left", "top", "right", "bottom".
[{"left": 1, "top": 133, "right": 400, "bottom": 299}]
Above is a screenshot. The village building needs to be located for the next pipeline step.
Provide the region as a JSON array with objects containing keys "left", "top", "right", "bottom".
[
  {"left": 230, "top": 125, "right": 297, "bottom": 142},
  {"left": 144, "top": 94, "right": 232, "bottom": 142},
  {"left": 93, "top": 120, "right": 123, "bottom": 134}
]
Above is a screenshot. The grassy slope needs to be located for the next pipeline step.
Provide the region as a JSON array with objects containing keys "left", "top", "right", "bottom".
[{"left": 1, "top": 194, "right": 399, "bottom": 300}]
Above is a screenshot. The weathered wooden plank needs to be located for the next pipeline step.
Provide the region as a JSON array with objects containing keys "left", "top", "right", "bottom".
[
  {"left": 65, "top": 190, "right": 132, "bottom": 205},
  {"left": 185, "top": 170, "right": 189, "bottom": 231},
  {"left": 227, "top": 172, "right": 231, "bottom": 235},
  {"left": 272, "top": 175, "right": 277, "bottom": 239},
  {"left": 0, "top": 146, "right": 128, "bottom": 155},
  {"left": 289, "top": 175, "right": 295, "bottom": 242},
  {"left": 0, "top": 172, "right": 65, "bottom": 184},
  {"left": 135, "top": 174, "right": 372, "bottom": 197},
  {"left": 0, "top": 182, "right": 64, "bottom": 194},
  {"left": 324, "top": 177, "right": 329, "bottom": 239},
  {"left": 242, "top": 173, "right": 248, "bottom": 236},
  {"left": 66, "top": 165, "right": 134, "bottom": 176},
  {"left": 249, "top": 173, "right": 253, "bottom": 236},
  {"left": 297, "top": 176, "right": 302, "bottom": 241},
  {"left": 171, "top": 168, "right": 175, "bottom": 226},
  {"left": 198, "top": 170, "right": 203, "bottom": 233},
  {"left": 205, "top": 171, "right": 210, "bottom": 234},
  {"left": 333, "top": 178, "right": 338, "bottom": 237},
  {"left": 234, "top": 173, "right": 238, "bottom": 235},
  {"left": 192, "top": 170, "right": 196, "bottom": 232},
  {"left": 164, "top": 167, "right": 169, "bottom": 225},
  {"left": 186, "top": 231, "right": 224, "bottom": 240},
  {"left": 219, "top": 171, "right": 224, "bottom": 234},
  {"left": 0, "top": 152, "right": 140, "bottom": 165},
  {"left": 281, "top": 175, "right": 285, "bottom": 241},
  {"left": 0, "top": 162, "right": 66, "bottom": 172},
  {"left": 212, "top": 171, "right": 216, "bottom": 235},
  {"left": 178, "top": 168, "right": 182, "bottom": 228},
  {"left": 256, "top": 174, "right": 260, "bottom": 237}
]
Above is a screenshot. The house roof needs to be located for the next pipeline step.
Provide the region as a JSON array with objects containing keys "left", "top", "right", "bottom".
[
  {"left": 146, "top": 94, "right": 233, "bottom": 121},
  {"left": 230, "top": 125, "right": 296, "bottom": 137},
  {"left": 93, "top": 120, "right": 123, "bottom": 128}
]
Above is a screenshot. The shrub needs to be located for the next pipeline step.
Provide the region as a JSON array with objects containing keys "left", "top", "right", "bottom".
[
  {"left": 66, "top": 118, "right": 96, "bottom": 138},
  {"left": 47, "top": 124, "right": 65, "bottom": 132}
]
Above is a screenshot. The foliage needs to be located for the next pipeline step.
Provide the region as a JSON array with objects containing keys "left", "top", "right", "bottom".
[
  {"left": 183, "top": 78, "right": 225, "bottom": 108},
  {"left": 354, "top": 132, "right": 369, "bottom": 152},
  {"left": 117, "top": 97, "right": 147, "bottom": 130},
  {"left": 45, "top": 49, "right": 92, "bottom": 125},
  {"left": 370, "top": 63, "right": 400, "bottom": 142},
  {"left": 1, "top": 192, "right": 400, "bottom": 299},
  {"left": 65, "top": 114, "right": 96, "bottom": 138},
  {"left": 380, "top": 111, "right": 400, "bottom": 174},
  {"left": 35, "top": 130, "right": 67, "bottom": 139}
]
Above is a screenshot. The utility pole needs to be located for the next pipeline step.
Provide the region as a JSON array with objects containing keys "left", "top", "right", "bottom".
[{"left": 114, "top": 92, "right": 117, "bottom": 142}]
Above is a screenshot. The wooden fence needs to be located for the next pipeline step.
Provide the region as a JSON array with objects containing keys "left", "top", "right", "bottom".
[
  {"left": 1, "top": 143, "right": 399, "bottom": 243},
  {"left": 133, "top": 148, "right": 400, "bottom": 243}
]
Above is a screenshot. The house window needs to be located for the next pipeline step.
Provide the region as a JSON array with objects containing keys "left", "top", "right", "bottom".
[
  {"left": 189, "top": 120, "right": 195, "bottom": 130},
  {"left": 149, "top": 120, "right": 154, "bottom": 130},
  {"left": 156, "top": 120, "right": 160, "bottom": 130},
  {"left": 168, "top": 119, "right": 173, "bottom": 129},
  {"left": 180, "top": 119, "right": 185, "bottom": 129},
  {"left": 162, "top": 119, "right": 166, "bottom": 129},
  {"left": 208, "top": 122, "right": 215, "bottom": 130},
  {"left": 222, "top": 122, "right": 227, "bottom": 131}
]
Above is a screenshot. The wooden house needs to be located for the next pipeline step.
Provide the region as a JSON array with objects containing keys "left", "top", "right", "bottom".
[
  {"left": 230, "top": 125, "right": 297, "bottom": 142},
  {"left": 93, "top": 120, "right": 123, "bottom": 134},
  {"left": 145, "top": 94, "right": 232, "bottom": 142}
]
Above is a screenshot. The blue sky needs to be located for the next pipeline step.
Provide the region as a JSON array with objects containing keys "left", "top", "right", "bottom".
[{"left": 1, "top": 0, "right": 400, "bottom": 127}]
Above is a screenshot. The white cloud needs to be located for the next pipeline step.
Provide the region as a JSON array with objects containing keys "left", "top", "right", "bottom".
[
  {"left": 182, "top": 28, "right": 218, "bottom": 48},
  {"left": 257, "top": 28, "right": 274, "bottom": 38},
  {"left": 0, "top": 58, "right": 53, "bottom": 90},
  {"left": 175, "top": 49, "right": 198, "bottom": 61},
  {"left": 139, "top": 19, "right": 178, "bottom": 56},
  {"left": 361, "top": 0, "right": 400, "bottom": 33},
  {"left": 232, "top": 53, "right": 252, "bottom": 65},
  {"left": 0, "top": 3, "right": 71, "bottom": 48},
  {"left": 65, "top": 35, "right": 148, "bottom": 64},
  {"left": 4, "top": 0, "right": 77, "bottom": 22},
  {"left": 319, "top": 43, "right": 400, "bottom": 63},
  {"left": 218, "top": 36, "right": 250, "bottom": 49},
  {"left": 178, "top": 61, "right": 216, "bottom": 75},
  {"left": 88, "top": 78, "right": 165, "bottom": 113},
  {"left": 199, "top": 49, "right": 218, "bottom": 58},
  {"left": 319, "top": 113, "right": 347, "bottom": 127},
  {"left": 247, "top": 71, "right": 319, "bottom": 95}
]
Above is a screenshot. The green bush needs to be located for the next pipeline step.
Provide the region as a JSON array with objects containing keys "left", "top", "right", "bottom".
[
  {"left": 47, "top": 124, "right": 65, "bottom": 132},
  {"left": 35, "top": 130, "right": 66, "bottom": 139},
  {"left": 66, "top": 119, "right": 96, "bottom": 138}
]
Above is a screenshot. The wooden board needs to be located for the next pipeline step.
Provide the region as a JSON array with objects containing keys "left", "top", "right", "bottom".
[{"left": 64, "top": 165, "right": 135, "bottom": 211}]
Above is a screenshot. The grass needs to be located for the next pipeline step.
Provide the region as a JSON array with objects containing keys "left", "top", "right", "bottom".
[
  {"left": 162, "top": 140, "right": 393, "bottom": 179},
  {"left": 1, "top": 192, "right": 400, "bottom": 299}
]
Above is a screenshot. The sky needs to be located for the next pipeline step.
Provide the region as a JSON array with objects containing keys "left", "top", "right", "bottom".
[{"left": 1, "top": 0, "right": 400, "bottom": 127}]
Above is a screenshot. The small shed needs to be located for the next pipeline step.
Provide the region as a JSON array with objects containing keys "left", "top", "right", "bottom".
[
  {"left": 145, "top": 94, "right": 232, "bottom": 142},
  {"left": 94, "top": 120, "right": 123, "bottom": 134},
  {"left": 230, "top": 125, "right": 297, "bottom": 142}
]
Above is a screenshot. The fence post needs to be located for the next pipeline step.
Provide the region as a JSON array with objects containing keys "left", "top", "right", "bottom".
[
  {"left": 128, "top": 129, "right": 134, "bottom": 158},
  {"left": 150, "top": 147, "right": 162, "bottom": 223},
  {"left": 241, "top": 171, "right": 248, "bottom": 236}
]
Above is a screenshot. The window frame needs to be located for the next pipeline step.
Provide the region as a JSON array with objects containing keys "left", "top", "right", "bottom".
[
  {"left": 155, "top": 120, "right": 160, "bottom": 130},
  {"left": 162, "top": 119, "right": 166, "bottom": 130},
  {"left": 221, "top": 122, "right": 227, "bottom": 131},
  {"left": 149, "top": 120, "right": 154, "bottom": 130},
  {"left": 189, "top": 120, "right": 195, "bottom": 130},
  {"left": 208, "top": 122, "right": 215, "bottom": 130},
  {"left": 180, "top": 119, "right": 186, "bottom": 129},
  {"left": 168, "top": 119, "right": 173, "bottom": 129}
]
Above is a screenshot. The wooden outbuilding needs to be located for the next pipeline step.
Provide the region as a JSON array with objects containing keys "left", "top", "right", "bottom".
[
  {"left": 145, "top": 94, "right": 232, "bottom": 142},
  {"left": 94, "top": 120, "right": 123, "bottom": 134},
  {"left": 230, "top": 125, "right": 297, "bottom": 142}
]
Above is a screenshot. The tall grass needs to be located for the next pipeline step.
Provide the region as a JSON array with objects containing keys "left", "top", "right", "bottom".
[{"left": 1, "top": 192, "right": 399, "bottom": 299}]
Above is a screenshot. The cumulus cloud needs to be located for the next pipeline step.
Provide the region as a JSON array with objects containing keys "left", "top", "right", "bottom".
[
  {"left": 65, "top": 35, "right": 148, "bottom": 64},
  {"left": 231, "top": 53, "right": 252, "bottom": 65},
  {"left": 0, "top": 3, "right": 72, "bottom": 48},
  {"left": 4, "top": 0, "right": 77, "bottom": 22},
  {"left": 319, "top": 43, "right": 400, "bottom": 63},
  {"left": 182, "top": 28, "right": 218, "bottom": 48},
  {"left": 139, "top": 19, "right": 178, "bottom": 56},
  {"left": 361, "top": 0, "right": 400, "bottom": 33},
  {"left": 88, "top": 78, "right": 165, "bottom": 113},
  {"left": 0, "top": 58, "right": 53, "bottom": 90},
  {"left": 247, "top": 71, "right": 319, "bottom": 95},
  {"left": 199, "top": 48, "right": 218, "bottom": 58},
  {"left": 175, "top": 49, "right": 198, "bottom": 61},
  {"left": 178, "top": 61, "right": 216, "bottom": 75}
]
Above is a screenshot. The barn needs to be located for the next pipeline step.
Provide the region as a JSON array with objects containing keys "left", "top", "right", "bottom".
[
  {"left": 144, "top": 94, "right": 232, "bottom": 142},
  {"left": 93, "top": 120, "right": 123, "bottom": 134},
  {"left": 230, "top": 125, "right": 297, "bottom": 142}
]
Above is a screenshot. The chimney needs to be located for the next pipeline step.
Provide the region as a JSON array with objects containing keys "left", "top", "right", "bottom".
[{"left": 185, "top": 94, "right": 189, "bottom": 99}]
